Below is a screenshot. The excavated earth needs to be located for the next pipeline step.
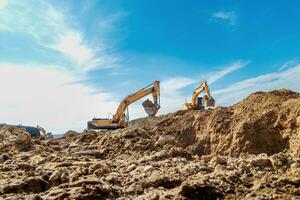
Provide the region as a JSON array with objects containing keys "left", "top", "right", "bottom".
[{"left": 0, "top": 89, "right": 300, "bottom": 200}]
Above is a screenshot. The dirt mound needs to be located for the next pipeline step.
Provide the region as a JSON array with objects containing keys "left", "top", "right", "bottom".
[
  {"left": 0, "top": 89, "right": 300, "bottom": 199},
  {"left": 148, "top": 89, "right": 300, "bottom": 157}
]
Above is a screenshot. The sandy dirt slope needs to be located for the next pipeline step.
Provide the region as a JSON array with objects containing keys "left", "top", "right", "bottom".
[{"left": 0, "top": 89, "right": 299, "bottom": 199}]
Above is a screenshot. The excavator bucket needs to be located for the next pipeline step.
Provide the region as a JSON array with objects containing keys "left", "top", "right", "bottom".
[
  {"left": 142, "top": 99, "right": 158, "bottom": 116},
  {"left": 204, "top": 97, "right": 216, "bottom": 108}
]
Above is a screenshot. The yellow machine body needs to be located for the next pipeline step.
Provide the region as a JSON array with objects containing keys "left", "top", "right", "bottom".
[
  {"left": 88, "top": 81, "right": 160, "bottom": 130},
  {"left": 183, "top": 80, "right": 215, "bottom": 110}
]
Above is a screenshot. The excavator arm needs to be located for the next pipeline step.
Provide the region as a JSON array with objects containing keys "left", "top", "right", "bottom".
[
  {"left": 88, "top": 81, "right": 160, "bottom": 130},
  {"left": 191, "top": 80, "right": 212, "bottom": 108},
  {"left": 112, "top": 81, "right": 160, "bottom": 124}
]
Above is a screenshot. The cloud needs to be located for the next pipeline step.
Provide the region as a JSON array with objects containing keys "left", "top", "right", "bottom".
[
  {"left": 0, "top": 23, "right": 12, "bottom": 31},
  {"left": 0, "top": 63, "right": 119, "bottom": 134},
  {"left": 206, "top": 60, "right": 250, "bottom": 84},
  {"left": 161, "top": 77, "right": 195, "bottom": 91},
  {"left": 98, "top": 12, "right": 128, "bottom": 32},
  {"left": 279, "top": 59, "right": 299, "bottom": 70},
  {"left": 48, "top": 31, "right": 120, "bottom": 71},
  {"left": 213, "top": 63, "right": 300, "bottom": 106},
  {"left": 212, "top": 11, "right": 237, "bottom": 25},
  {"left": 0, "top": 0, "right": 120, "bottom": 72},
  {"left": 0, "top": 1, "right": 65, "bottom": 41},
  {"left": 50, "top": 31, "right": 94, "bottom": 68}
]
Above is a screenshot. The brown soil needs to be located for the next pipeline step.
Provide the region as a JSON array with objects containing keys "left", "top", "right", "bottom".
[{"left": 0, "top": 89, "right": 299, "bottom": 199}]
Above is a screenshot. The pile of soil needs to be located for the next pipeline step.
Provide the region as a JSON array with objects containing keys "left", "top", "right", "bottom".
[
  {"left": 0, "top": 89, "right": 299, "bottom": 199},
  {"left": 148, "top": 89, "right": 300, "bottom": 157}
]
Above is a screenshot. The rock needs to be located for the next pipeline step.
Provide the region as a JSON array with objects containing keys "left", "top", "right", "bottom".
[
  {"left": 88, "top": 163, "right": 105, "bottom": 174},
  {"left": 198, "top": 165, "right": 214, "bottom": 173},
  {"left": 33, "top": 195, "right": 44, "bottom": 200},
  {"left": 105, "top": 174, "right": 120, "bottom": 185},
  {"left": 64, "top": 130, "right": 79, "bottom": 137},
  {"left": 148, "top": 193, "right": 159, "bottom": 200},
  {"left": 201, "top": 155, "right": 213, "bottom": 163},
  {"left": 70, "top": 171, "right": 81, "bottom": 183},
  {"left": 250, "top": 157, "right": 272, "bottom": 168},
  {"left": 144, "top": 165, "right": 154, "bottom": 172},
  {"left": 296, "top": 116, "right": 300, "bottom": 127},
  {"left": 2, "top": 177, "right": 49, "bottom": 194},
  {"left": 127, "top": 164, "right": 136, "bottom": 171},
  {"left": 209, "top": 156, "right": 227, "bottom": 166},
  {"left": 155, "top": 135, "right": 175, "bottom": 146},
  {"left": 144, "top": 151, "right": 169, "bottom": 161},
  {"left": 14, "top": 132, "right": 32, "bottom": 150},
  {"left": 255, "top": 196, "right": 266, "bottom": 200},
  {"left": 49, "top": 168, "right": 68, "bottom": 186},
  {"left": 46, "top": 139, "right": 59, "bottom": 146},
  {"left": 122, "top": 128, "right": 147, "bottom": 138},
  {"left": 0, "top": 154, "right": 9, "bottom": 162},
  {"left": 237, "top": 160, "right": 251, "bottom": 172},
  {"left": 15, "top": 133, "right": 30, "bottom": 144},
  {"left": 290, "top": 160, "right": 300, "bottom": 169},
  {"left": 147, "top": 175, "right": 182, "bottom": 189},
  {"left": 93, "top": 167, "right": 110, "bottom": 176},
  {"left": 179, "top": 181, "right": 224, "bottom": 200},
  {"left": 271, "top": 153, "right": 288, "bottom": 168}
]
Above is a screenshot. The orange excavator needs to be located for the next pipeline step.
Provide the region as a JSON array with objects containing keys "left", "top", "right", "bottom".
[
  {"left": 183, "top": 80, "right": 215, "bottom": 110},
  {"left": 88, "top": 81, "right": 160, "bottom": 130}
]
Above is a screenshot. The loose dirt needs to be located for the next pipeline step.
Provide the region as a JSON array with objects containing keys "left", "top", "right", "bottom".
[{"left": 0, "top": 89, "right": 299, "bottom": 199}]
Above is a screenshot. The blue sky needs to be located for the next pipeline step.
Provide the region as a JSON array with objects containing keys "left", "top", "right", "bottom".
[{"left": 1, "top": 0, "right": 300, "bottom": 133}]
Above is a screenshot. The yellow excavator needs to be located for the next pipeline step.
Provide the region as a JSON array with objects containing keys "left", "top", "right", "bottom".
[
  {"left": 88, "top": 81, "right": 160, "bottom": 130},
  {"left": 183, "top": 80, "right": 215, "bottom": 110}
]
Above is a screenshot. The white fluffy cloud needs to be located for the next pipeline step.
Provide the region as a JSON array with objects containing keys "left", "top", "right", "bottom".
[
  {"left": 0, "top": 0, "right": 119, "bottom": 72},
  {"left": 49, "top": 31, "right": 108, "bottom": 71},
  {"left": 0, "top": 63, "right": 119, "bottom": 134},
  {"left": 212, "top": 11, "right": 237, "bottom": 25}
]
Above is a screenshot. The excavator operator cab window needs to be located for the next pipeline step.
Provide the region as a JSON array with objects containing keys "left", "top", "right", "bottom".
[{"left": 197, "top": 97, "right": 204, "bottom": 109}]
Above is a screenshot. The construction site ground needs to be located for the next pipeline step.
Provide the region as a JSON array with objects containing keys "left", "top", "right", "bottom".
[{"left": 0, "top": 89, "right": 299, "bottom": 200}]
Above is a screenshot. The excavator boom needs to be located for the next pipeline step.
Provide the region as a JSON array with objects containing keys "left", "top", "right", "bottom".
[{"left": 88, "top": 81, "right": 160, "bottom": 130}]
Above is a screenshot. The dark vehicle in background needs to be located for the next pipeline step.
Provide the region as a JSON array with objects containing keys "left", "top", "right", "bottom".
[{"left": 0, "top": 123, "right": 52, "bottom": 138}]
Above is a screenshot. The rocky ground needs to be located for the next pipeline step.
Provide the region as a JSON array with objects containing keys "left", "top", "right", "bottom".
[{"left": 0, "top": 89, "right": 299, "bottom": 199}]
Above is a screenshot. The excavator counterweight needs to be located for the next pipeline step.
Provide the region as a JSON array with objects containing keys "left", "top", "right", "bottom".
[{"left": 88, "top": 81, "right": 160, "bottom": 130}]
